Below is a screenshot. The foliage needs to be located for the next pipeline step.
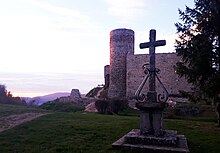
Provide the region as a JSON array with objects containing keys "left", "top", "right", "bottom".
[
  {"left": 99, "top": 88, "right": 109, "bottom": 99},
  {"left": 175, "top": 0, "right": 220, "bottom": 100},
  {"left": 110, "top": 99, "right": 128, "bottom": 114},
  {"left": 86, "top": 86, "right": 103, "bottom": 97},
  {"left": 95, "top": 99, "right": 109, "bottom": 114},
  {"left": 95, "top": 99, "right": 128, "bottom": 114},
  {"left": 174, "top": 105, "right": 201, "bottom": 116},
  {"left": 40, "top": 100, "right": 84, "bottom": 112},
  {"left": 164, "top": 102, "right": 217, "bottom": 123},
  {"left": 0, "top": 84, "right": 25, "bottom": 105}
]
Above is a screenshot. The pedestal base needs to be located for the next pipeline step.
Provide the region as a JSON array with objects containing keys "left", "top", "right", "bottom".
[
  {"left": 112, "top": 129, "right": 189, "bottom": 153},
  {"left": 137, "top": 102, "right": 165, "bottom": 136}
]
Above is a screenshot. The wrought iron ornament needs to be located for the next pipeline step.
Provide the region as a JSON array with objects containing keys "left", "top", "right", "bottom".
[{"left": 135, "top": 29, "right": 169, "bottom": 103}]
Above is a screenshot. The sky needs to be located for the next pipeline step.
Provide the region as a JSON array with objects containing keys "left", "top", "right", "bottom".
[{"left": 0, "top": 0, "right": 194, "bottom": 97}]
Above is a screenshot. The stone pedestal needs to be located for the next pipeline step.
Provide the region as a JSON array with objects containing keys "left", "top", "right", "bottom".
[
  {"left": 112, "top": 102, "right": 189, "bottom": 153},
  {"left": 112, "top": 129, "right": 189, "bottom": 153},
  {"left": 137, "top": 102, "right": 165, "bottom": 137},
  {"left": 112, "top": 29, "right": 189, "bottom": 152}
]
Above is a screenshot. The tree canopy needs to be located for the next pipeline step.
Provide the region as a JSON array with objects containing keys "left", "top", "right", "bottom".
[
  {"left": 175, "top": 0, "right": 220, "bottom": 100},
  {"left": 0, "top": 84, "right": 25, "bottom": 105}
]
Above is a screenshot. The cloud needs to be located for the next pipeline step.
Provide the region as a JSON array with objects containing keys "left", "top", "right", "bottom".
[
  {"left": 21, "top": 0, "right": 95, "bottom": 32},
  {"left": 0, "top": 0, "right": 108, "bottom": 73},
  {"left": 104, "top": 0, "right": 147, "bottom": 21},
  {"left": 22, "top": 0, "right": 88, "bottom": 20}
]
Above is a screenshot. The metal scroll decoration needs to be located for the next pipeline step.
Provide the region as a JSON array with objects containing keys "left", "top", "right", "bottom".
[{"left": 135, "top": 63, "right": 169, "bottom": 103}]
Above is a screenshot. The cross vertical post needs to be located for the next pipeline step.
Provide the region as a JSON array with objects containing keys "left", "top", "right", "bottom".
[
  {"left": 139, "top": 29, "right": 166, "bottom": 103},
  {"left": 149, "top": 30, "right": 156, "bottom": 93},
  {"left": 138, "top": 29, "right": 166, "bottom": 136}
]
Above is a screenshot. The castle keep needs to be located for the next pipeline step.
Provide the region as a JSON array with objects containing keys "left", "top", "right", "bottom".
[{"left": 105, "top": 28, "right": 191, "bottom": 99}]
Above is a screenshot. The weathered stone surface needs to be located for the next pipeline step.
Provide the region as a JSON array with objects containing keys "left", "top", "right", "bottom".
[
  {"left": 106, "top": 28, "right": 192, "bottom": 100},
  {"left": 126, "top": 53, "right": 192, "bottom": 98},
  {"left": 112, "top": 129, "right": 189, "bottom": 153},
  {"left": 125, "top": 129, "right": 177, "bottom": 147},
  {"left": 104, "top": 65, "right": 110, "bottom": 88},
  {"left": 70, "top": 89, "right": 81, "bottom": 99},
  {"left": 112, "top": 29, "right": 189, "bottom": 153},
  {"left": 108, "top": 28, "right": 134, "bottom": 99}
]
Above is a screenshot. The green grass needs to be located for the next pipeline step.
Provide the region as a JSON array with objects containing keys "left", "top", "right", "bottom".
[
  {"left": 0, "top": 112, "right": 138, "bottom": 153},
  {"left": 0, "top": 104, "right": 220, "bottom": 153},
  {"left": 165, "top": 119, "right": 220, "bottom": 153},
  {"left": 0, "top": 104, "right": 48, "bottom": 117}
]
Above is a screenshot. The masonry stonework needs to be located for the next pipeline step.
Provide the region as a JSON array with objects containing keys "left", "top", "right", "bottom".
[
  {"left": 107, "top": 28, "right": 191, "bottom": 99},
  {"left": 108, "top": 29, "right": 134, "bottom": 99},
  {"left": 126, "top": 53, "right": 191, "bottom": 98},
  {"left": 104, "top": 65, "right": 110, "bottom": 88}
]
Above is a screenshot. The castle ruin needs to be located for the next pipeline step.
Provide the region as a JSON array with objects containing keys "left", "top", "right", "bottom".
[{"left": 104, "top": 28, "right": 192, "bottom": 99}]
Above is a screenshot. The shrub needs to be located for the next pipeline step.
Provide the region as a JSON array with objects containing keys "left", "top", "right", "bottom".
[
  {"left": 98, "top": 88, "right": 108, "bottom": 99},
  {"left": 95, "top": 100, "right": 109, "bottom": 114},
  {"left": 86, "top": 87, "right": 103, "bottom": 97},
  {"left": 109, "top": 99, "right": 128, "bottom": 114},
  {"left": 174, "top": 105, "right": 201, "bottom": 116},
  {"left": 40, "top": 101, "right": 84, "bottom": 112},
  {"left": 95, "top": 99, "right": 128, "bottom": 114}
]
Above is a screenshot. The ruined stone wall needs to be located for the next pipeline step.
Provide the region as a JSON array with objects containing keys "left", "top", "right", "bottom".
[
  {"left": 106, "top": 28, "right": 192, "bottom": 100},
  {"left": 126, "top": 53, "right": 192, "bottom": 98},
  {"left": 108, "top": 29, "right": 134, "bottom": 99},
  {"left": 104, "top": 65, "right": 110, "bottom": 88}
]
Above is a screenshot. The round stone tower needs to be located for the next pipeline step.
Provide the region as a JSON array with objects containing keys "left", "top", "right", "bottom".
[{"left": 108, "top": 28, "right": 134, "bottom": 99}]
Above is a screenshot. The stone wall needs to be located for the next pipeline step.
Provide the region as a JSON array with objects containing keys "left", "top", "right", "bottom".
[
  {"left": 108, "top": 29, "right": 134, "bottom": 99},
  {"left": 104, "top": 65, "right": 110, "bottom": 88},
  {"left": 126, "top": 53, "right": 192, "bottom": 98},
  {"left": 106, "top": 28, "right": 192, "bottom": 100}
]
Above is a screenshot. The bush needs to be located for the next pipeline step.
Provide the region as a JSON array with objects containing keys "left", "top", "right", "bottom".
[
  {"left": 86, "top": 87, "right": 103, "bottom": 97},
  {"left": 95, "top": 99, "right": 128, "bottom": 114},
  {"left": 0, "top": 84, "right": 25, "bottom": 105},
  {"left": 109, "top": 99, "right": 128, "bottom": 114},
  {"left": 174, "top": 105, "right": 201, "bottom": 116},
  {"left": 98, "top": 88, "right": 108, "bottom": 99},
  {"left": 40, "top": 101, "right": 84, "bottom": 112},
  {"left": 95, "top": 100, "right": 109, "bottom": 114}
]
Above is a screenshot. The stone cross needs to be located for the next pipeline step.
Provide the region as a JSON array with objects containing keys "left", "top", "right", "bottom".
[
  {"left": 112, "top": 29, "right": 189, "bottom": 153},
  {"left": 140, "top": 29, "right": 166, "bottom": 103},
  {"left": 138, "top": 29, "right": 166, "bottom": 136}
]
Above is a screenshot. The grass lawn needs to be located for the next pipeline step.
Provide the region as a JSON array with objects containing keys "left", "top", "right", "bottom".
[
  {"left": 0, "top": 104, "right": 220, "bottom": 153},
  {"left": 0, "top": 104, "right": 49, "bottom": 117}
]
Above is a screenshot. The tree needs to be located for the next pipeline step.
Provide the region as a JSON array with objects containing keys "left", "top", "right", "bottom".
[
  {"left": 0, "top": 84, "right": 7, "bottom": 96},
  {"left": 0, "top": 84, "right": 24, "bottom": 105},
  {"left": 0, "top": 84, "right": 7, "bottom": 103},
  {"left": 175, "top": 0, "right": 220, "bottom": 125}
]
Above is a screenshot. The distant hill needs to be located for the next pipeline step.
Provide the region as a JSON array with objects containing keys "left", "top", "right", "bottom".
[{"left": 23, "top": 92, "right": 70, "bottom": 106}]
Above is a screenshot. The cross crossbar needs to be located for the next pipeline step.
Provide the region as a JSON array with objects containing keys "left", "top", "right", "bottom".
[
  {"left": 140, "top": 40, "right": 166, "bottom": 49},
  {"left": 139, "top": 29, "right": 166, "bottom": 100}
]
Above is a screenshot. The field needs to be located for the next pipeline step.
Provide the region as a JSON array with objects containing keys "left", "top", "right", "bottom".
[{"left": 0, "top": 104, "right": 220, "bottom": 153}]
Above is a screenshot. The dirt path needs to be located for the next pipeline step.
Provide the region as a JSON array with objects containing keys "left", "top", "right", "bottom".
[{"left": 0, "top": 113, "right": 48, "bottom": 133}]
